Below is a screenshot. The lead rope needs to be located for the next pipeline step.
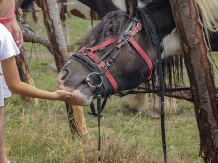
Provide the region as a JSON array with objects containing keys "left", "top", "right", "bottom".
[
  {"left": 152, "top": 26, "right": 167, "bottom": 163},
  {"left": 143, "top": 10, "right": 167, "bottom": 162},
  {"left": 96, "top": 85, "right": 102, "bottom": 161},
  {"left": 155, "top": 27, "right": 167, "bottom": 163},
  {"left": 151, "top": 23, "right": 167, "bottom": 163}
]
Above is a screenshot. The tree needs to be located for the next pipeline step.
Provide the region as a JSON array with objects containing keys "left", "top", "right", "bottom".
[
  {"left": 169, "top": 0, "right": 218, "bottom": 162},
  {"left": 35, "top": 0, "right": 89, "bottom": 138}
]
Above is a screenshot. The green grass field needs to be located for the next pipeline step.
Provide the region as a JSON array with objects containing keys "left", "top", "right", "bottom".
[{"left": 4, "top": 12, "right": 218, "bottom": 163}]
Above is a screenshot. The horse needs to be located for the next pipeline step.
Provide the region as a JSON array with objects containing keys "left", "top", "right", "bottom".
[{"left": 117, "top": 0, "right": 218, "bottom": 118}]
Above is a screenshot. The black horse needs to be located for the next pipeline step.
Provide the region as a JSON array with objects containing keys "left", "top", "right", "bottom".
[
  {"left": 144, "top": 0, "right": 218, "bottom": 53},
  {"left": 21, "top": 0, "right": 118, "bottom": 19},
  {"left": 57, "top": 0, "right": 159, "bottom": 105}
]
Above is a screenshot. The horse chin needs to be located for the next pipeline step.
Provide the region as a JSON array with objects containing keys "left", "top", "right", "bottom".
[{"left": 63, "top": 85, "right": 94, "bottom": 106}]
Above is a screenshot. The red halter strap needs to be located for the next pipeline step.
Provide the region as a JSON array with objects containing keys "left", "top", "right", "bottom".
[
  {"left": 78, "top": 38, "right": 119, "bottom": 94},
  {"left": 117, "top": 20, "right": 153, "bottom": 80}
]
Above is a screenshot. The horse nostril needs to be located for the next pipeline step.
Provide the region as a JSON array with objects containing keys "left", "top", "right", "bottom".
[
  {"left": 59, "top": 70, "right": 68, "bottom": 80},
  {"left": 57, "top": 70, "right": 68, "bottom": 88}
]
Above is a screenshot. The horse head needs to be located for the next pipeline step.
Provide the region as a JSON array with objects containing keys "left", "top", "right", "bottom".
[{"left": 57, "top": 0, "right": 158, "bottom": 106}]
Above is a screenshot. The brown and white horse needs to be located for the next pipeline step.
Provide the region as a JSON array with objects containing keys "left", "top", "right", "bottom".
[{"left": 118, "top": 0, "right": 218, "bottom": 118}]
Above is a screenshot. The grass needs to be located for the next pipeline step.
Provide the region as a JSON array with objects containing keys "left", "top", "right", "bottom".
[{"left": 5, "top": 11, "right": 218, "bottom": 163}]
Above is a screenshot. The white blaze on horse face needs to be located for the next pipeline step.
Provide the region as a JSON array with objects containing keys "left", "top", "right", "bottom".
[{"left": 161, "top": 28, "right": 183, "bottom": 59}]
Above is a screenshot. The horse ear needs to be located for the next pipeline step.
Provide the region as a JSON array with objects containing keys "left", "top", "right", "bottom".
[{"left": 125, "top": 0, "right": 138, "bottom": 17}]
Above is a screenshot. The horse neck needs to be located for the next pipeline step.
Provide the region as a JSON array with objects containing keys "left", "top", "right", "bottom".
[
  {"left": 78, "top": 0, "right": 118, "bottom": 18},
  {"left": 147, "top": 2, "right": 175, "bottom": 40}
]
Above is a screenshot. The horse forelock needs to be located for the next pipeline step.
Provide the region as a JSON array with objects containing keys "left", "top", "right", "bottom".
[
  {"left": 77, "top": 8, "right": 155, "bottom": 53},
  {"left": 77, "top": 10, "right": 132, "bottom": 49}
]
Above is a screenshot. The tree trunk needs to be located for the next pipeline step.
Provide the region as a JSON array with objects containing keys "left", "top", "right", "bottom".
[
  {"left": 38, "top": 0, "right": 88, "bottom": 138},
  {"left": 169, "top": 0, "right": 218, "bottom": 162}
]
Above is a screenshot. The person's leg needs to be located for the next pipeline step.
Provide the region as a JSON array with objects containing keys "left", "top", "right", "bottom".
[
  {"left": 0, "top": 105, "right": 7, "bottom": 163},
  {"left": 0, "top": 70, "right": 11, "bottom": 163},
  {"left": 31, "top": 1, "right": 41, "bottom": 25},
  {"left": 0, "top": 76, "right": 6, "bottom": 163}
]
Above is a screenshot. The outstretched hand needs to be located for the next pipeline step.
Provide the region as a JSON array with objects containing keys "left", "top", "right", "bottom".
[{"left": 55, "top": 90, "right": 74, "bottom": 101}]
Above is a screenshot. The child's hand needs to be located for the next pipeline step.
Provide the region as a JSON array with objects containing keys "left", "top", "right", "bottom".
[
  {"left": 11, "top": 17, "right": 23, "bottom": 49},
  {"left": 55, "top": 90, "right": 74, "bottom": 101},
  {"left": 0, "top": 72, "right": 3, "bottom": 75}
]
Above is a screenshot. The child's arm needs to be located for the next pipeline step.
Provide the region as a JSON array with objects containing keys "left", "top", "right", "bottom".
[{"left": 1, "top": 56, "right": 73, "bottom": 101}]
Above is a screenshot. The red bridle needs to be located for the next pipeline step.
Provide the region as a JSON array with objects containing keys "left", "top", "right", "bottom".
[{"left": 77, "top": 19, "right": 153, "bottom": 94}]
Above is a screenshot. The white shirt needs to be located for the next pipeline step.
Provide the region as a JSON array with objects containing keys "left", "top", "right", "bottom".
[
  {"left": 0, "top": 23, "right": 20, "bottom": 106},
  {"left": 0, "top": 23, "right": 20, "bottom": 60}
]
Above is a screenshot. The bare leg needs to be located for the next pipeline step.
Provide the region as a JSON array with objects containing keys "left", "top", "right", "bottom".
[
  {"left": 22, "top": 11, "right": 28, "bottom": 22},
  {"left": 31, "top": 1, "right": 41, "bottom": 25},
  {"left": 0, "top": 99, "right": 8, "bottom": 163}
]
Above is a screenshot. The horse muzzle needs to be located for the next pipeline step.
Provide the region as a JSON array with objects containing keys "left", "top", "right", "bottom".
[{"left": 56, "top": 71, "right": 94, "bottom": 106}]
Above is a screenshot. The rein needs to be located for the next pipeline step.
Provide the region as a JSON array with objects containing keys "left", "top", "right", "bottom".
[{"left": 143, "top": 8, "right": 167, "bottom": 163}]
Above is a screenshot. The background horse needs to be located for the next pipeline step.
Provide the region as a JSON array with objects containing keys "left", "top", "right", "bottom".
[{"left": 118, "top": 0, "right": 218, "bottom": 118}]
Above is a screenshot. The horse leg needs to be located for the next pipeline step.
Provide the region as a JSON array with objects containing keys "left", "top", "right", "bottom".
[
  {"left": 118, "top": 94, "right": 148, "bottom": 112},
  {"left": 146, "top": 94, "right": 178, "bottom": 118}
]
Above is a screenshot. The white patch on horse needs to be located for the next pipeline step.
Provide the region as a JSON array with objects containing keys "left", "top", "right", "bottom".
[
  {"left": 118, "top": 93, "right": 148, "bottom": 112},
  {"left": 161, "top": 28, "right": 183, "bottom": 59},
  {"left": 112, "top": 0, "right": 150, "bottom": 11},
  {"left": 118, "top": 93, "right": 178, "bottom": 119},
  {"left": 112, "top": 0, "right": 126, "bottom": 11}
]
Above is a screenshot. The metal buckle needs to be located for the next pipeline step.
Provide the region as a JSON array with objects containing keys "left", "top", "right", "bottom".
[
  {"left": 97, "top": 61, "right": 106, "bottom": 70},
  {"left": 85, "top": 72, "right": 103, "bottom": 90}
]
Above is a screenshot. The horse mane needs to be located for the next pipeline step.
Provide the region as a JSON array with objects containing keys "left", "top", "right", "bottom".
[
  {"left": 138, "top": 6, "right": 160, "bottom": 43},
  {"left": 77, "top": 10, "right": 125, "bottom": 49},
  {"left": 196, "top": 0, "right": 218, "bottom": 33},
  {"left": 140, "top": 1, "right": 184, "bottom": 87},
  {"left": 77, "top": 9, "right": 155, "bottom": 50}
]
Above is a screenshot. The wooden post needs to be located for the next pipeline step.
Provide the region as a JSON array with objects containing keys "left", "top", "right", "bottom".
[
  {"left": 169, "top": 0, "right": 218, "bottom": 162},
  {"left": 38, "top": 0, "right": 88, "bottom": 138}
]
